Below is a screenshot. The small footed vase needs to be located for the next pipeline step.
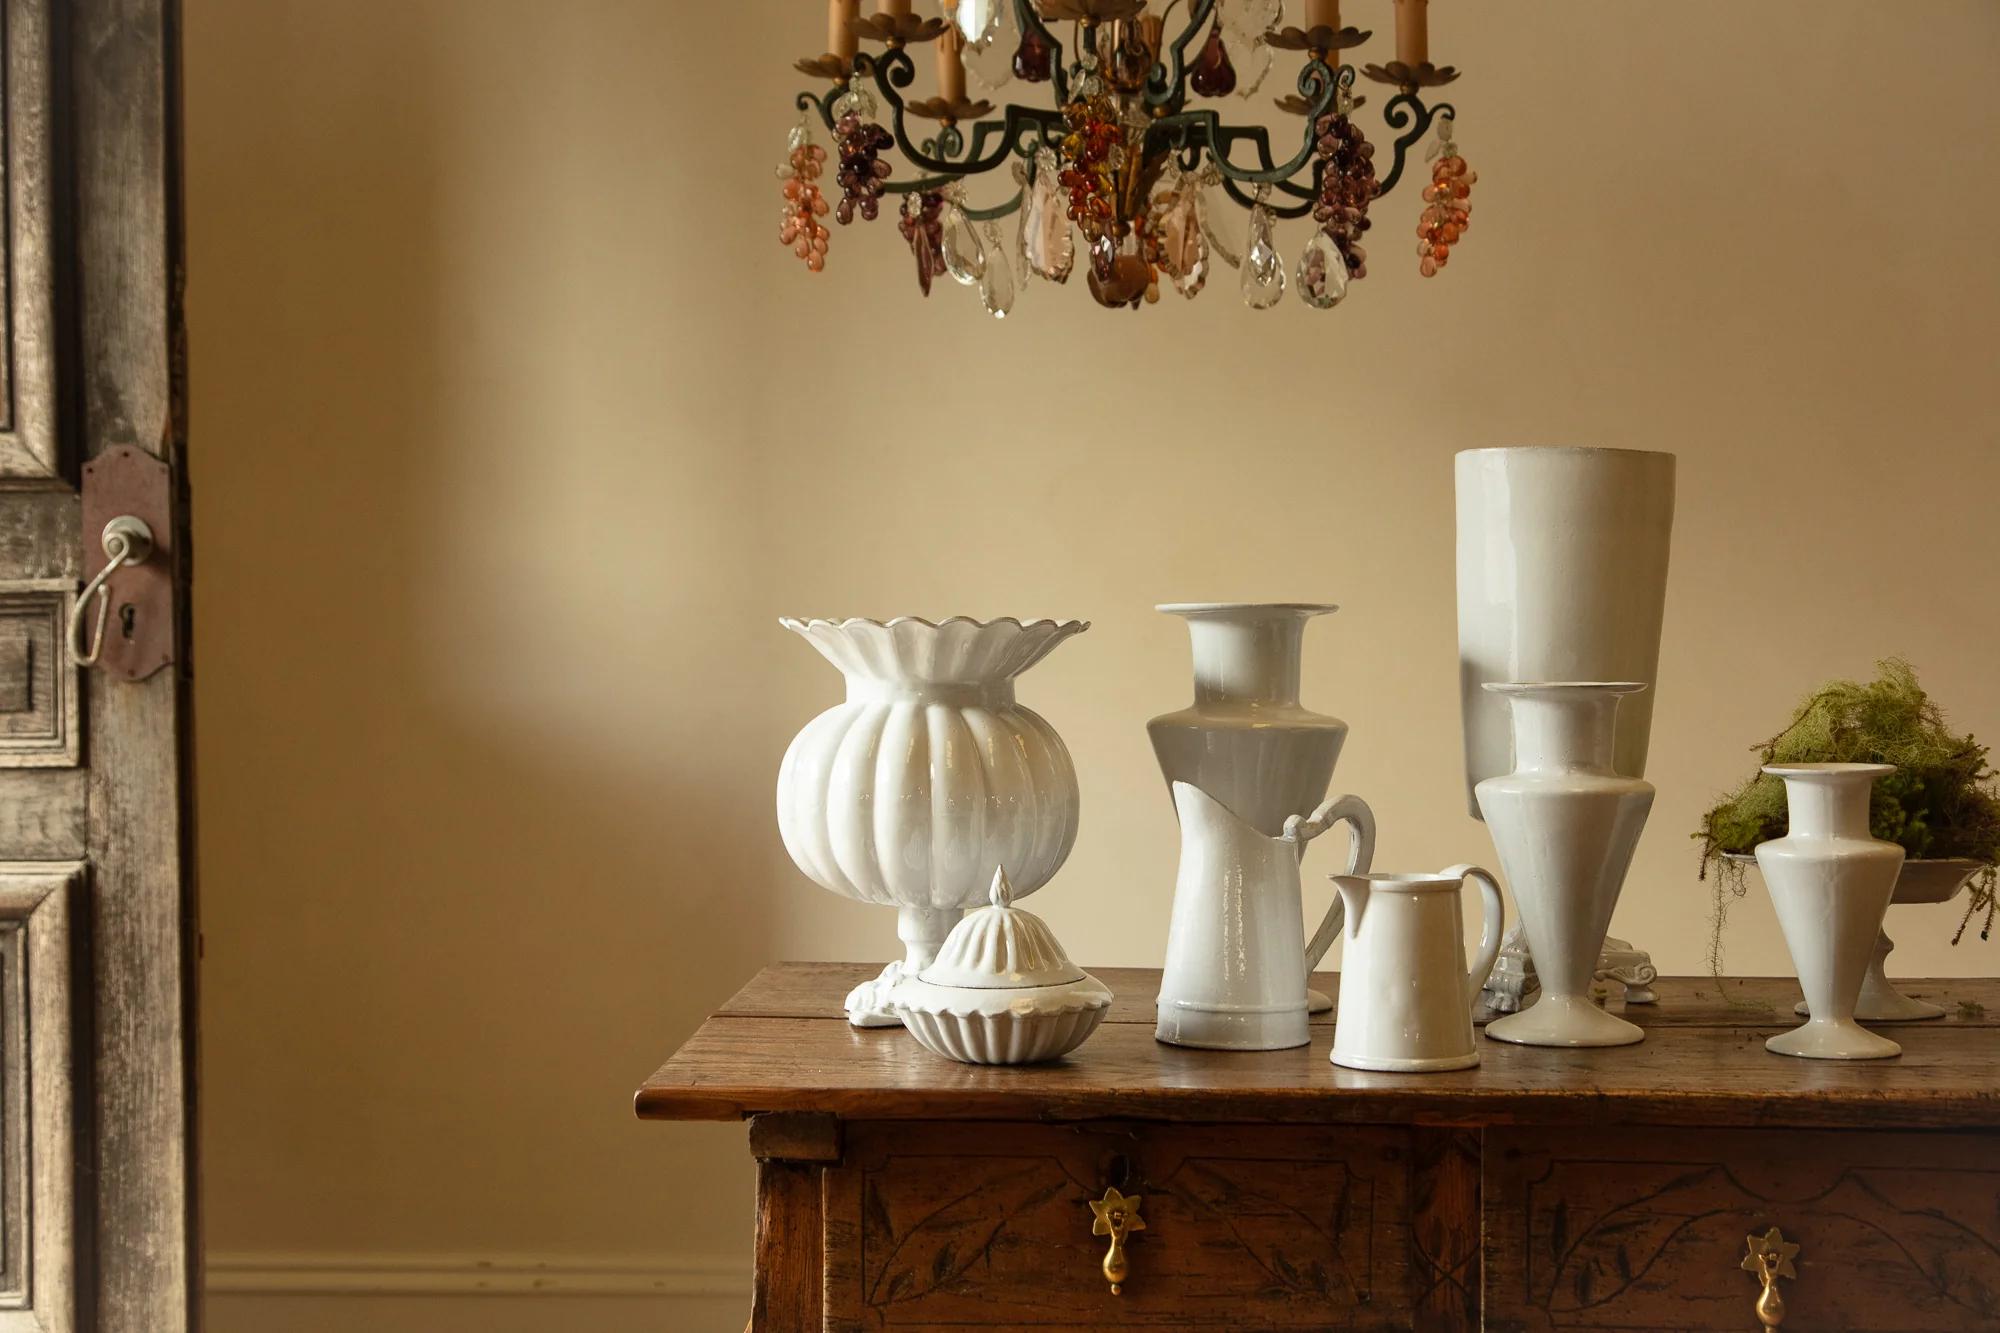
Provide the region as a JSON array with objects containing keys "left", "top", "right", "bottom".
[
  {"left": 1757, "top": 763, "right": 1905, "bottom": 1060},
  {"left": 1476, "top": 683, "right": 1655, "bottom": 1049}
]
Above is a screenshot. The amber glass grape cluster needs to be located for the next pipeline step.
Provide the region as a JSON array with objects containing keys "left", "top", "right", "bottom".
[
  {"left": 1059, "top": 94, "right": 1124, "bottom": 279},
  {"left": 898, "top": 190, "right": 948, "bottom": 296},
  {"left": 1311, "top": 111, "right": 1376, "bottom": 285},
  {"left": 777, "top": 134, "right": 831, "bottom": 273},
  {"left": 1418, "top": 151, "right": 1474, "bottom": 276},
  {"left": 834, "top": 113, "right": 895, "bottom": 225}
]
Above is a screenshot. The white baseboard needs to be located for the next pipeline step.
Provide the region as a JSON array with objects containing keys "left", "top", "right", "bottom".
[{"left": 205, "top": 1250, "right": 751, "bottom": 1298}]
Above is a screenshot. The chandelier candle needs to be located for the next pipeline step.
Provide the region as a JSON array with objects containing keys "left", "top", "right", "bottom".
[
  {"left": 785, "top": 0, "right": 1469, "bottom": 308},
  {"left": 1395, "top": 0, "right": 1428, "bottom": 67},
  {"left": 830, "top": 0, "right": 859, "bottom": 62},
  {"left": 938, "top": 24, "right": 967, "bottom": 105}
]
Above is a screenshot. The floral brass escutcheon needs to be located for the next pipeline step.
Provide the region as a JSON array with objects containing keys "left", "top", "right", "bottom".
[
  {"left": 1741, "top": 1227, "right": 1800, "bottom": 1328},
  {"left": 1089, "top": 1185, "right": 1145, "bottom": 1295}
]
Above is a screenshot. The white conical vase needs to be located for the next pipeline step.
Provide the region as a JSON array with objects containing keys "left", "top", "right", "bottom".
[
  {"left": 1477, "top": 683, "right": 1654, "bottom": 1048},
  {"left": 1757, "top": 763, "right": 1905, "bottom": 1060}
]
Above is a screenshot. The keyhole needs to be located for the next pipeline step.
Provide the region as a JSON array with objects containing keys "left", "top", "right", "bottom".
[{"left": 119, "top": 604, "right": 137, "bottom": 640}]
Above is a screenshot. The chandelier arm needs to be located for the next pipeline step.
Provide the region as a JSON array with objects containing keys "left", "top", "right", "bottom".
[
  {"left": 795, "top": 86, "right": 840, "bottom": 131},
  {"left": 1215, "top": 173, "right": 1316, "bottom": 220},
  {"left": 1375, "top": 94, "right": 1453, "bottom": 197},
  {"left": 1143, "top": 0, "right": 1217, "bottom": 109},
  {"left": 865, "top": 48, "right": 1063, "bottom": 178}
]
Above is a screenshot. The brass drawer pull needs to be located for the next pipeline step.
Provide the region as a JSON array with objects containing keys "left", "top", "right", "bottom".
[
  {"left": 1742, "top": 1227, "right": 1800, "bottom": 1328},
  {"left": 1089, "top": 1186, "right": 1145, "bottom": 1295}
]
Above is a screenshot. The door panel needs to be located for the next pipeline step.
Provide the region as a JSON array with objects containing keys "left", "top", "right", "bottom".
[
  {"left": 0, "top": 0, "right": 58, "bottom": 480},
  {"left": 0, "top": 864, "right": 75, "bottom": 1333}
]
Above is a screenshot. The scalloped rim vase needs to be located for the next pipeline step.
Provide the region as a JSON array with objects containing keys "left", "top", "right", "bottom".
[{"left": 775, "top": 616, "right": 1088, "bottom": 1027}]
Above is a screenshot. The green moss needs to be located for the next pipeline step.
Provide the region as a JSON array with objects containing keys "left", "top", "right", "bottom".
[{"left": 1697, "top": 659, "right": 2000, "bottom": 975}]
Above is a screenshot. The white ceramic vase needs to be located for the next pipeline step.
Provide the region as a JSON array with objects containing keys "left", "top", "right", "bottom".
[
  {"left": 1477, "top": 683, "right": 1655, "bottom": 1048},
  {"left": 1456, "top": 447, "right": 1675, "bottom": 818},
  {"left": 1724, "top": 856, "right": 1981, "bottom": 1022},
  {"left": 776, "top": 616, "right": 1087, "bottom": 1027},
  {"left": 1756, "top": 763, "right": 1905, "bottom": 1060},
  {"left": 1149, "top": 603, "right": 1373, "bottom": 1049},
  {"left": 1329, "top": 865, "right": 1505, "bottom": 1073}
]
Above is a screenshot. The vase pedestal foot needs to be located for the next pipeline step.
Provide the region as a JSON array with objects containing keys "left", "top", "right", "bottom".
[
  {"left": 1766, "top": 1017, "right": 1901, "bottom": 1061},
  {"left": 1484, "top": 993, "right": 1643, "bottom": 1048},
  {"left": 1307, "top": 987, "right": 1333, "bottom": 1014},
  {"left": 845, "top": 962, "right": 909, "bottom": 1028}
]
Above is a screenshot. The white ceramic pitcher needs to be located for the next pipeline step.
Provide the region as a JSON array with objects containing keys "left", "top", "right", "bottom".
[
  {"left": 1329, "top": 866, "right": 1506, "bottom": 1072},
  {"left": 1155, "top": 781, "right": 1375, "bottom": 1051}
]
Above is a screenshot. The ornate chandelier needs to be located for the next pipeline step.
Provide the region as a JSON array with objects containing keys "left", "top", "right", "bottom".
[{"left": 779, "top": 1, "right": 1471, "bottom": 314}]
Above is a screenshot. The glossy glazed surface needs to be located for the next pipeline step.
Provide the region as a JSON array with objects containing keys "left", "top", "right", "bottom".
[
  {"left": 1478, "top": 683, "right": 1654, "bottom": 1048},
  {"left": 1330, "top": 866, "right": 1505, "bottom": 1072},
  {"left": 1455, "top": 447, "right": 1675, "bottom": 817},
  {"left": 1756, "top": 764, "right": 1905, "bottom": 1060},
  {"left": 775, "top": 616, "right": 1087, "bottom": 1025}
]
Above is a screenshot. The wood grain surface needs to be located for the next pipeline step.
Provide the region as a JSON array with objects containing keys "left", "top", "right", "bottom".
[{"left": 637, "top": 965, "right": 2000, "bottom": 1130}]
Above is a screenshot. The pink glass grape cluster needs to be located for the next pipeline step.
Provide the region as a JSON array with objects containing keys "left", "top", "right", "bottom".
[
  {"left": 898, "top": 190, "right": 947, "bottom": 296},
  {"left": 778, "top": 137, "right": 831, "bottom": 272},
  {"left": 1418, "top": 152, "right": 1474, "bottom": 276},
  {"left": 835, "top": 113, "right": 895, "bottom": 225},
  {"left": 1310, "top": 111, "right": 1376, "bottom": 286}
]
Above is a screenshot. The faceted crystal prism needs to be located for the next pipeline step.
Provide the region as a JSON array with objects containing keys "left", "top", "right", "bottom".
[
  {"left": 941, "top": 200, "right": 988, "bottom": 285},
  {"left": 1241, "top": 201, "right": 1285, "bottom": 309},
  {"left": 1019, "top": 148, "right": 1075, "bottom": 283},
  {"left": 960, "top": 0, "right": 1017, "bottom": 91},
  {"left": 1296, "top": 229, "right": 1349, "bottom": 308},
  {"left": 1151, "top": 176, "right": 1210, "bottom": 298}
]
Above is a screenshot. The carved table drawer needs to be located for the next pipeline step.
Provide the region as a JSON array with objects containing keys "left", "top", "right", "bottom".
[
  {"left": 1484, "top": 1127, "right": 2000, "bottom": 1332},
  {"left": 822, "top": 1120, "right": 1425, "bottom": 1331}
]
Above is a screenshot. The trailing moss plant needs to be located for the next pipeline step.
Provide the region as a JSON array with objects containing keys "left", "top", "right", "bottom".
[{"left": 1697, "top": 658, "right": 2000, "bottom": 976}]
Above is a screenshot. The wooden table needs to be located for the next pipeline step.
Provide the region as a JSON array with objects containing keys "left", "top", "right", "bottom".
[{"left": 637, "top": 964, "right": 2000, "bottom": 1331}]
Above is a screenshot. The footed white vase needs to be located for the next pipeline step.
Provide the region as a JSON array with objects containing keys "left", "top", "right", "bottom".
[
  {"left": 1477, "top": 683, "right": 1655, "bottom": 1048},
  {"left": 1757, "top": 763, "right": 1905, "bottom": 1060},
  {"left": 776, "top": 616, "right": 1087, "bottom": 1027}
]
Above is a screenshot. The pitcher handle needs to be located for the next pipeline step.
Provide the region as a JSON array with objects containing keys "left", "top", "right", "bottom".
[
  {"left": 1441, "top": 862, "right": 1506, "bottom": 1011},
  {"left": 1286, "top": 794, "right": 1376, "bottom": 972}
]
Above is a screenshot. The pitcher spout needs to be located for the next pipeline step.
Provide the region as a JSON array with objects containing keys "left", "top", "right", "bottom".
[{"left": 1333, "top": 875, "right": 1370, "bottom": 933}]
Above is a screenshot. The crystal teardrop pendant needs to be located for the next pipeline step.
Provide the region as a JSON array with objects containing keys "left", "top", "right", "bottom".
[
  {"left": 1020, "top": 148, "right": 1075, "bottom": 283},
  {"left": 941, "top": 198, "right": 987, "bottom": 284},
  {"left": 1227, "top": 30, "right": 1273, "bottom": 98},
  {"left": 1013, "top": 24, "right": 1054, "bottom": 83},
  {"left": 979, "top": 221, "right": 1017, "bottom": 317},
  {"left": 1150, "top": 177, "right": 1210, "bottom": 298},
  {"left": 1241, "top": 198, "right": 1285, "bottom": 309},
  {"left": 961, "top": 0, "right": 1016, "bottom": 91},
  {"left": 1223, "top": 0, "right": 1282, "bottom": 35},
  {"left": 1296, "top": 228, "right": 1349, "bottom": 308},
  {"left": 1190, "top": 21, "right": 1238, "bottom": 98}
]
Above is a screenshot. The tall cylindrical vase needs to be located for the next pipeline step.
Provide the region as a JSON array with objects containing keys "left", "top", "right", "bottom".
[
  {"left": 1756, "top": 763, "right": 1905, "bottom": 1060},
  {"left": 1456, "top": 447, "right": 1675, "bottom": 818},
  {"left": 776, "top": 616, "right": 1087, "bottom": 1027},
  {"left": 1476, "top": 683, "right": 1654, "bottom": 1048}
]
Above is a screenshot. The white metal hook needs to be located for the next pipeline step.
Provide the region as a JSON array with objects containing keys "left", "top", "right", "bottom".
[{"left": 68, "top": 515, "right": 155, "bottom": 667}]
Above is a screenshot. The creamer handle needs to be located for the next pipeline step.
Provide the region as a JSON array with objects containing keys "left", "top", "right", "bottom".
[{"left": 1442, "top": 862, "right": 1505, "bottom": 1011}]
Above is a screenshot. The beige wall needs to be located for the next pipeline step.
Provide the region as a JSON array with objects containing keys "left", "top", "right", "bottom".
[{"left": 187, "top": 1, "right": 2000, "bottom": 1329}]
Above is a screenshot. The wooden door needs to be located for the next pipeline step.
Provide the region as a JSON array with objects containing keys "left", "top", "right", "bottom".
[{"left": 0, "top": 1, "right": 195, "bottom": 1330}]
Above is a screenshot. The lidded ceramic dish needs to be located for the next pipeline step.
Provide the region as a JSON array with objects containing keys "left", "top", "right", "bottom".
[{"left": 890, "top": 868, "right": 1112, "bottom": 1065}]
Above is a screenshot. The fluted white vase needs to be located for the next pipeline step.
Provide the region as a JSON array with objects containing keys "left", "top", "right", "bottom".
[
  {"left": 1757, "top": 763, "right": 1904, "bottom": 1060},
  {"left": 1477, "top": 682, "right": 1654, "bottom": 1048},
  {"left": 776, "top": 616, "right": 1087, "bottom": 1027}
]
